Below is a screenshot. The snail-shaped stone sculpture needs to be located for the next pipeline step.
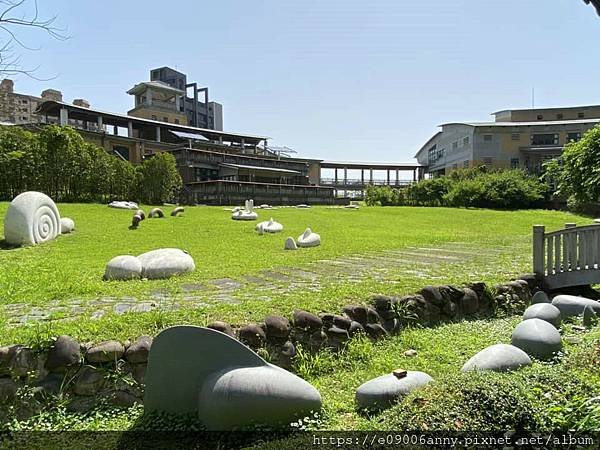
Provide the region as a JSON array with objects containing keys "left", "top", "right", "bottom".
[
  {"left": 144, "top": 326, "right": 322, "bottom": 430},
  {"left": 3, "top": 192, "right": 61, "bottom": 246}
]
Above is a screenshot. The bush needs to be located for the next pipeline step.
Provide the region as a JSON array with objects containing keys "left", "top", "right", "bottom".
[
  {"left": 365, "top": 168, "right": 547, "bottom": 210},
  {"left": 0, "top": 125, "right": 182, "bottom": 204}
]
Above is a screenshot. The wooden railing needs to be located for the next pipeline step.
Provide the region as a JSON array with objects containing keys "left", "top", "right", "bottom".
[{"left": 533, "top": 223, "right": 600, "bottom": 289}]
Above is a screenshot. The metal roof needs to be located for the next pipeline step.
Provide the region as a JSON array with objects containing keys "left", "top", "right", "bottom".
[
  {"left": 169, "top": 130, "right": 209, "bottom": 141},
  {"left": 35, "top": 100, "right": 269, "bottom": 144},
  {"left": 320, "top": 161, "right": 423, "bottom": 170},
  {"left": 441, "top": 118, "right": 600, "bottom": 127},
  {"left": 219, "top": 163, "right": 301, "bottom": 174},
  {"left": 492, "top": 104, "right": 600, "bottom": 115},
  {"left": 127, "top": 81, "right": 184, "bottom": 95}
]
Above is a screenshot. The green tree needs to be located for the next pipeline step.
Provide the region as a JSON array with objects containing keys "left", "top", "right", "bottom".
[
  {"left": 545, "top": 124, "right": 600, "bottom": 211},
  {"left": 137, "top": 152, "right": 182, "bottom": 204}
]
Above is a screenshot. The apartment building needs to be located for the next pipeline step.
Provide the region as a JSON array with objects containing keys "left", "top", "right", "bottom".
[{"left": 415, "top": 105, "right": 600, "bottom": 176}]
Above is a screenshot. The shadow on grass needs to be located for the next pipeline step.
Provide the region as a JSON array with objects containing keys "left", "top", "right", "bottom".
[{"left": 0, "top": 239, "right": 21, "bottom": 251}]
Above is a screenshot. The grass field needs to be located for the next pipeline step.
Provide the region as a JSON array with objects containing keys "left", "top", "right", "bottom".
[
  {"left": 0, "top": 203, "right": 592, "bottom": 345},
  {"left": 1, "top": 203, "right": 599, "bottom": 435}
]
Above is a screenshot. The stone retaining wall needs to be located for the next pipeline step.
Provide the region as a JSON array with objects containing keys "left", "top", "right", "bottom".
[{"left": 0, "top": 275, "right": 540, "bottom": 419}]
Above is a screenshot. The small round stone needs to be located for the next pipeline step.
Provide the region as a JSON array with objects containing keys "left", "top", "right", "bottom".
[
  {"left": 461, "top": 344, "right": 532, "bottom": 372},
  {"left": 522, "top": 303, "right": 562, "bottom": 328},
  {"left": 104, "top": 255, "right": 142, "bottom": 281},
  {"left": 531, "top": 291, "right": 550, "bottom": 305},
  {"left": 356, "top": 371, "right": 433, "bottom": 410},
  {"left": 511, "top": 318, "right": 562, "bottom": 360}
]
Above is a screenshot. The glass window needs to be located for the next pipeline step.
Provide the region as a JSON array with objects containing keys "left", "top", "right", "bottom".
[
  {"left": 483, "top": 134, "right": 493, "bottom": 142},
  {"left": 567, "top": 132, "right": 581, "bottom": 143},
  {"left": 463, "top": 136, "right": 470, "bottom": 146},
  {"left": 531, "top": 134, "right": 558, "bottom": 146},
  {"left": 113, "top": 146, "right": 130, "bottom": 161},
  {"left": 537, "top": 115, "right": 543, "bottom": 120},
  {"left": 510, "top": 158, "right": 520, "bottom": 169},
  {"left": 578, "top": 112, "right": 585, "bottom": 119}
]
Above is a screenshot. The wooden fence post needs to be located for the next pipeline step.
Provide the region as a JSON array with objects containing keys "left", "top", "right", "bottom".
[{"left": 533, "top": 225, "right": 546, "bottom": 276}]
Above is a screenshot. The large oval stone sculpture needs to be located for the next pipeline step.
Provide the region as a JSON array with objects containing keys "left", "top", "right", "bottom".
[
  {"left": 144, "top": 326, "right": 322, "bottom": 430},
  {"left": 551, "top": 295, "right": 600, "bottom": 317},
  {"left": 355, "top": 370, "right": 433, "bottom": 410},
  {"left": 256, "top": 218, "right": 283, "bottom": 234},
  {"left": 3, "top": 191, "right": 61, "bottom": 246},
  {"left": 511, "top": 318, "right": 562, "bottom": 360},
  {"left": 137, "top": 248, "right": 195, "bottom": 279},
  {"left": 522, "top": 303, "right": 562, "bottom": 328},
  {"left": 461, "top": 344, "right": 532, "bottom": 372}
]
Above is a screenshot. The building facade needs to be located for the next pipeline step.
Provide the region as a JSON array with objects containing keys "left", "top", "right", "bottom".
[
  {"left": 415, "top": 105, "right": 600, "bottom": 176},
  {"left": 0, "top": 79, "right": 64, "bottom": 125},
  {"left": 148, "top": 67, "right": 223, "bottom": 130}
]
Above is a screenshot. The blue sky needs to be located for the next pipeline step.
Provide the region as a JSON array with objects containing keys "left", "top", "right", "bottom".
[{"left": 9, "top": 0, "right": 600, "bottom": 162}]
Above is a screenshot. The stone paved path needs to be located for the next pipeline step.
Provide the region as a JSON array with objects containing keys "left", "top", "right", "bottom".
[{"left": 1, "top": 242, "right": 522, "bottom": 324}]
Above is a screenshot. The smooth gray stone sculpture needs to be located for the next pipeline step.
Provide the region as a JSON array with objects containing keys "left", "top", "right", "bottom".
[
  {"left": 511, "top": 318, "right": 562, "bottom": 360},
  {"left": 284, "top": 237, "right": 298, "bottom": 250},
  {"left": 531, "top": 291, "right": 551, "bottom": 305},
  {"left": 137, "top": 248, "right": 195, "bottom": 279},
  {"left": 461, "top": 344, "right": 532, "bottom": 372},
  {"left": 551, "top": 295, "right": 600, "bottom": 317},
  {"left": 256, "top": 218, "right": 283, "bottom": 233},
  {"left": 144, "top": 326, "right": 322, "bottom": 430},
  {"left": 104, "top": 255, "right": 143, "bottom": 280},
  {"left": 297, "top": 228, "right": 321, "bottom": 248},
  {"left": 522, "top": 303, "right": 562, "bottom": 328},
  {"left": 60, "top": 217, "right": 75, "bottom": 234},
  {"left": 4, "top": 191, "right": 61, "bottom": 246},
  {"left": 355, "top": 370, "right": 433, "bottom": 410}
]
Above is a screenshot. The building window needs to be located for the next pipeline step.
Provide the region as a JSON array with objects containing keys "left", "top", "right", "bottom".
[
  {"left": 537, "top": 115, "right": 543, "bottom": 120},
  {"left": 556, "top": 113, "right": 563, "bottom": 120},
  {"left": 531, "top": 134, "right": 558, "bottom": 146},
  {"left": 463, "top": 160, "right": 469, "bottom": 168},
  {"left": 578, "top": 112, "right": 585, "bottom": 119},
  {"left": 151, "top": 115, "right": 157, "bottom": 120},
  {"left": 483, "top": 157, "right": 494, "bottom": 166},
  {"left": 452, "top": 141, "right": 458, "bottom": 150},
  {"left": 567, "top": 132, "right": 581, "bottom": 143},
  {"left": 163, "top": 117, "right": 169, "bottom": 123},
  {"left": 21, "top": 116, "right": 27, "bottom": 121},
  {"left": 113, "top": 146, "right": 130, "bottom": 161},
  {"left": 511, "top": 133, "right": 520, "bottom": 141},
  {"left": 510, "top": 158, "right": 520, "bottom": 169},
  {"left": 21, "top": 99, "right": 27, "bottom": 104},
  {"left": 463, "top": 136, "right": 470, "bottom": 146},
  {"left": 483, "top": 134, "right": 493, "bottom": 142}
]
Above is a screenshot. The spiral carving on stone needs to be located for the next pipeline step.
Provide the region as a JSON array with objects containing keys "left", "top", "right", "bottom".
[{"left": 3, "top": 192, "right": 61, "bottom": 246}]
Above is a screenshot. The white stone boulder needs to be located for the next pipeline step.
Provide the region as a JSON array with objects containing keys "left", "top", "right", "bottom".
[
  {"left": 297, "top": 228, "right": 321, "bottom": 248},
  {"left": 3, "top": 191, "right": 61, "bottom": 246},
  {"left": 355, "top": 370, "right": 433, "bottom": 410},
  {"left": 104, "top": 255, "right": 143, "bottom": 280},
  {"left": 232, "top": 210, "right": 258, "bottom": 221},
  {"left": 137, "top": 248, "right": 195, "bottom": 280},
  {"left": 108, "top": 201, "right": 138, "bottom": 210},
  {"left": 511, "top": 318, "right": 562, "bottom": 360},
  {"left": 296, "top": 204, "right": 311, "bottom": 209},
  {"left": 60, "top": 217, "right": 75, "bottom": 234},
  {"left": 345, "top": 204, "right": 359, "bottom": 209},
  {"left": 461, "top": 344, "right": 532, "bottom": 372},
  {"left": 522, "top": 303, "right": 562, "bottom": 328},
  {"left": 284, "top": 237, "right": 298, "bottom": 250},
  {"left": 551, "top": 295, "right": 600, "bottom": 317},
  {"left": 256, "top": 218, "right": 283, "bottom": 234}
]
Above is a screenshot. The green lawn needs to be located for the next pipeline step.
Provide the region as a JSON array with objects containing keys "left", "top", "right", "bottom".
[{"left": 0, "top": 203, "right": 592, "bottom": 345}]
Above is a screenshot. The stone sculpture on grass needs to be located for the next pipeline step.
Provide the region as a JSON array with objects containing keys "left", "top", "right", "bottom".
[
  {"left": 232, "top": 199, "right": 258, "bottom": 221},
  {"left": 104, "top": 248, "right": 195, "bottom": 280},
  {"left": 144, "top": 326, "right": 322, "bottom": 430},
  {"left": 530, "top": 291, "right": 551, "bottom": 305},
  {"left": 171, "top": 207, "right": 184, "bottom": 217},
  {"left": 256, "top": 218, "right": 283, "bottom": 234},
  {"left": 60, "top": 217, "right": 75, "bottom": 234},
  {"left": 522, "top": 303, "right": 562, "bottom": 328},
  {"left": 149, "top": 208, "right": 164, "bottom": 218},
  {"left": 461, "top": 344, "right": 532, "bottom": 372},
  {"left": 297, "top": 228, "right": 321, "bottom": 248},
  {"left": 3, "top": 191, "right": 61, "bottom": 246},
  {"left": 108, "top": 201, "right": 138, "bottom": 210},
  {"left": 551, "top": 295, "right": 600, "bottom": 317},
  {"left": 284, "top": 237, "right": 298, "bottom": 250},
  {"left": 511, "top": 318, "right": 562, "bottom": 360},
  {"left": 355, "top": 369, "right": 433, "bottom": 410}
]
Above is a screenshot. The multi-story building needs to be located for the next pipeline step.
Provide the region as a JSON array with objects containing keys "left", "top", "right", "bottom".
[
  {"left": 0, "top": 79, "right": 64, "bottom": 125},
  {"left": 145, "top": 66, "right": 223, "bottom": 130},
  {"left": 415, "top": 105, "right": 600, "bottom": 176}
]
